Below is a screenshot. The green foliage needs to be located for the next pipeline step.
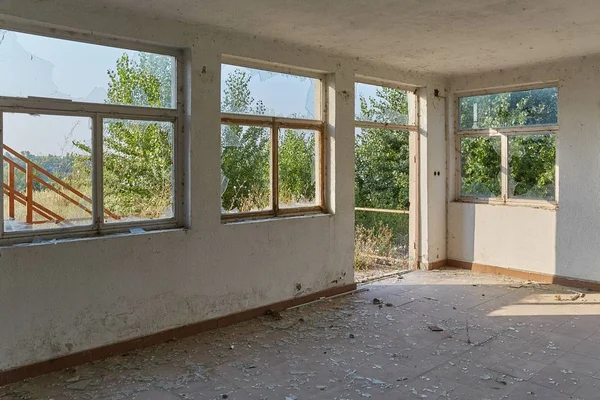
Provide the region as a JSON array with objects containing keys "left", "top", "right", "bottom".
[
  {"left": 107, "top": 54, "right": 163, "bottom": 108},
  {"left": 354, "top": 86, "right": 411, "bottom": 269},
  {"left": 459, "top": 88, "right": 557, "bottom": 199},
  {"left": 460, "top": 88, "right": 557, "bottom": 129},
  {"left": 509, "top": 135, "right": 556, "bottom": 199},
  {"left": 460, "top": 136, "right": 502, "bottom": 197},
  {"left": 102, "top": 120, "right": 173, "bottom": 216},
  {"left": 220, "top": 70, "right": 270, "bottom": 212},
  {"left": 355, "top": 86, "right": 410, "bottom": 210},
  {"left": 278, "top": 130, "right": 315, "bottom": 205},
  {"left": 73, "top": 53, "right": 174, "bottom": 218},
  {"left": 220, "top": 70, "right": 316, "bottom": 211},
  {"left": 358, "top": 86, "right": 409, "bottom": 124},
  {"left": 220, "top": 124, "right": 270, "bottom": 212}
]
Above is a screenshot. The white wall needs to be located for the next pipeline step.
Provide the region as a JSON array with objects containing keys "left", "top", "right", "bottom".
[
  {"left": 448, "top": 54, "right": 600, "bottom": 281},
  {"left": 0, "top": 0, "right": 446, "bottom": 371},
  {"left": 419, "top": 87, "right": 447, "bottom": 267}
]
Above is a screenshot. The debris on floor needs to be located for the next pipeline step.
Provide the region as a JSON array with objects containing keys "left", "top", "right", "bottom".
[{"left": 3, "top": 270, "right": 600, "bottom": 399}]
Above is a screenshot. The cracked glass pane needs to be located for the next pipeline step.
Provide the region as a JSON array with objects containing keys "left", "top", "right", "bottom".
[
  {"left": 355, "top": 82, "right": 410, "bottom": 125},
  {"left": 2, "top": 113, "right": 93, "bottom": 232},
  {"left": 221, "top": 64, "right": 318, "bottom": 119},
  {"left": 0, "top": 29, "right": 176, "bottom": 108},
  {"left": 103, "top": 119, "right": 174, "bottom": 223},
  {"left": 459, "top": 87, "right": 558, "bottom": 130},
  {"left": 221, "top": 124, "right": 271, "bottom": 213}
]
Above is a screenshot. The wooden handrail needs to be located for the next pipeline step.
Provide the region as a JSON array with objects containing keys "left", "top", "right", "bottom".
[
  {"left": 3, "top": 184, "right": 64, "bottom": 223},
  {"left": 2, "top": 145, "right": 120, "bottom": 225},
  {"left": 4, "top": 158, "right": 92, "bottom": 215}
]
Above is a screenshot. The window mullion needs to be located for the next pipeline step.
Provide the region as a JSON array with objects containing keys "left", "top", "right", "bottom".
[
  {"left": 271, "top": 122, "right": 279, "bottom": 215},
  {"left": 501, "top": 133, "right": 509, "bottom": 202},
  {"left": 92, "top": 114, "right": 104, "bottom": 231}
]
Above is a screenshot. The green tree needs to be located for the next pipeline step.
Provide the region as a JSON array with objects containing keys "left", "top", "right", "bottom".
[
  {"left": 509, "top": 135, "right": 555, "bottom": 199},
  {"left": 220, "top": 69, "right": 318, "bottom": 210},
  {"left": 354, "top": 86, "right": 411, "bottom": 260},
  {"left": 220, "top": 70, "right": 270, "bottom": 212},
  {"left": 278, "top": 129, "right": 315, "bottom": 205},
  {"left": 355, "top": 87, "right": 410, "bottom": 210},
  {"left": 73, "top": 53, "right": 174, "bottom": 218},
  {"left": 459, "top": 88, "right": 557, "bottom": 199}
]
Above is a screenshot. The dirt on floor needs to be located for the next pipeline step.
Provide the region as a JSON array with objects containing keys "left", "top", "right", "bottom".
[
  {"left": 4, "top": 270, "right": 600, "bottom": 399},
  {"left": 354, "top": 263, "right": 407, "bottom": 283}
]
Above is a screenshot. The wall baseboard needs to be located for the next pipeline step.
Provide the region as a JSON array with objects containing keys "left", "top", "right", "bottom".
[
  {"left": 428, "top": 259, "right": 448, "bottom": 270},
  {"left": 446, "top": 259, "right": 600, "bottom": 291},
  {"left": 0, "top": 283, "right": 356, "bottom": 387}
]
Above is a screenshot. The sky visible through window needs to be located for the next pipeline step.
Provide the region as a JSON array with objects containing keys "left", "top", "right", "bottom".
[
  {"left": 0, "top": 30, "right": 137, "bottom": 156},
  {"left": 0, "top": 30, "right": 380, "bottom": 158}
]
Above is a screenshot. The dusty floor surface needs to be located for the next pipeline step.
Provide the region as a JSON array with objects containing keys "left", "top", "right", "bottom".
[
  {"left": 4, "top": 270, "right": 600, "bottom": 399},
  {"left": 354, "top": 264, "right": 406, "bottom": 283}
]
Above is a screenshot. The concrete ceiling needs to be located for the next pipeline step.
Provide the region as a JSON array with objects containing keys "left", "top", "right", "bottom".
[{"left": 96, "top": 0, "right": 600, "bottom": 75}]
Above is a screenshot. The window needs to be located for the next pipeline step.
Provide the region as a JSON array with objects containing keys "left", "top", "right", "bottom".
[
  {"left": 456, "top": 86, "right": 557, "bottom": 204},
  {"left": 220, "top": 61, "right": 325, "bottom": 220},
  {"left": 1, "top": 28, "right": 182, "bottom": 239},
  {"left": 354, "top": 81, "right": 417, "bottom": 269}
]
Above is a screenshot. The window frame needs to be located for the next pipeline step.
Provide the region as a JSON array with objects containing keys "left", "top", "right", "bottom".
[
  {"left": 220, "top": 58, "right": 327, "bottom": 222},
  {"left": 454, "top": 83, "right": 559, "bottom": 208},
  {"left": 0, "top": 26, "right": 185, "bottom": 244},
  {"left": 353, "top": 78, "right": 419, "bottom": 216}
]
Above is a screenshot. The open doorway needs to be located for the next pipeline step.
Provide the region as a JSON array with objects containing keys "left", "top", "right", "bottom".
[{"left": 354, "top": 80, "right": 418, "bottom": 282}]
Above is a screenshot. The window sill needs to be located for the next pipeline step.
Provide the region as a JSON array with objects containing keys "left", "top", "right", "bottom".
[
  {"left": 453, "top": 198, "right": 558, "bottom": 210},
  {"left": 0, "top": 226, "right": 187, "bottom": 249},
  {"left": 221, "top": 210, "right": 332, "bottom": 226}
]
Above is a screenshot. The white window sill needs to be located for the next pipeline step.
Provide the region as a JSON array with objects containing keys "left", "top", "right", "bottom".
[
  {"left": 453, "top": 198, "right": 558, "bottom": 210},
  {"left": 221, "top": 211, "right": 332, "bottom": 226},
  {"left": 0, "top": 226, "right": 188, "bottom": 249}
]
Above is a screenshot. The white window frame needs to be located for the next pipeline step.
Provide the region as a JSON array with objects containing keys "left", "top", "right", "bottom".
[
  {"left": 454, "top": 83, "right": 559, "bottom": 208},
  {"left": 0, "top": 25, "right": 185, "bottom": 244},
  {"left": 220, "top": 56, "right": 328, "bottom": 222}
]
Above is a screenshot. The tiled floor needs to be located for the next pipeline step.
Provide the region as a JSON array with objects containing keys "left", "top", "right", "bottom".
[{"left": 4, "top": 269, "right": 600, "bottom": 399}]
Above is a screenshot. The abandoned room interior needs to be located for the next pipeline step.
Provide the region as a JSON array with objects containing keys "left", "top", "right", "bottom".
[{"left": 3, "top": 0, "right": 600, "bottom": 398}]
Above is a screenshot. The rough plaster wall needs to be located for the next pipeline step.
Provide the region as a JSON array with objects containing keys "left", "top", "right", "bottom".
[
  {"left": 448, "top": 55, "right": 600, "bottom": 281},
  {"left": 33, "top": 0, "right": 600, "bottom": 76},
  {"left": 426, "top": 87, "right": 447, "bottom": 265},
  {"left": 447, "top": 203, "right": 557, "bottom": 275},
  {"left": 417, "top": 86, "right": 447, "bottom": 267},
  {"left": 0, "top": 1, "right": 446, "bottom": 371}
]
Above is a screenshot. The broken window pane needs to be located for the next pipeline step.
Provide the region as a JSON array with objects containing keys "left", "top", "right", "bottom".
[
  {"left": 459, "top": 87, "right": 558, "bottom": 130},
  {"left": 460, "top": 136, "right": 502, "bottom": 197},
  {"left": 103, "top": 119, "right": 174, "bottom": 223},
  {"left": 278, "top": 128, "right": 317, "bottom": 208},
  {"left": 355, "top": 128, "right": 410, "bottom": 210},
  {"left": 220, "top": 64, "right": 318, "bottom": 119},
  {"left": 355, "top": 83, "right": 410, "bottom": 125},
  {"left": 355, "top": 210, "right": 409, "bottom": 269},
  {"left": 221, "top": 124, "right": 270, "bottom": 213},
  {"left": 0, "top": 29, "right": 176, "bottom": 108},
  {"left": 3, "top": 113, "right": 93, "bottom": 232},
  {"left": 509, "top": 134, "right": 556, "bottom": 201}
]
